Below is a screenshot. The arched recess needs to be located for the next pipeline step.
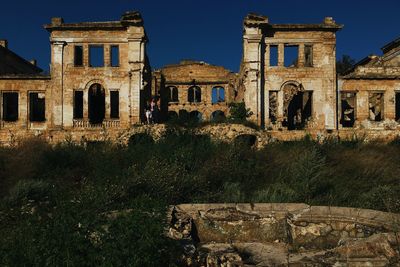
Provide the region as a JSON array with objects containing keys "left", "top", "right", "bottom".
[
  {"left": 189, "top": 110, "right": 203, "bottom": 122},
  {"left": 211, "top": 110, "right": 226, "bottom": 122},
  {"left": 281, "top": 81, "right": 312, "bottom": 130},
  {"left": 212, "top": 86, "right": 225, "bottom": 104},
  {"left": 167, "top": 86, "right": 179, "bottom": 103},
  {"left": 88, "top": 83, "right": 106, "bottom": 124},
  {"left": 188, "top": 86, "right": 201, "bottom": 103}
]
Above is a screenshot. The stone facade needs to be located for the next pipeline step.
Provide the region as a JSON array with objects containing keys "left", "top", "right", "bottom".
[
  {"left": 169, "top": 203, "right": 400, "bottom": 266},
  {"left": 240, "top": 14, "right": 341, "bottom": 131},
  {"left": 339, "top": 38, "right": 400, "bottom": 131},
  {"left": 152, "top": 60, "right": 237, "bottom": 122},
  {"left": 0, "top": 11, "right": 151, "bottom": 144}
]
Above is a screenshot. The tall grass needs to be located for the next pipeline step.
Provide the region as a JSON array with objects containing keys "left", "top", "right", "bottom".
[{"left": 0, "top": 132, "right": 400, "bottom": 265}]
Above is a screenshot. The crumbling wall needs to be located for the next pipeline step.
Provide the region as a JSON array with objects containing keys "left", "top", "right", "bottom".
[{"left": 169, "top": 203, "right": 400, "bottom": 266}]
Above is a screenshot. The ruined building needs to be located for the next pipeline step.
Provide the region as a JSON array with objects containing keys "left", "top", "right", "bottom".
[
  {"left": 240, "top": 14, "right": 342, "bottom": 131},
  {"left": 0, "top": 11, "right": 151, "bottom": 143},
  {"left": 152, "top": 60, "right": 237, "bottom": 122},
  {"left": 0, "top": 11, "right": 399, "bottom": 144},
  {"left": 339, "top": 37, "right": 400, "bottom": 130}
]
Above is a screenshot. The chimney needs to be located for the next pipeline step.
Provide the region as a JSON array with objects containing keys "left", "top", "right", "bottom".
[
  {"left": 0, "top": 39, "right": 8, "bottom": 49},
  {"left": 51, "top": 17, "right": 64, "bottom": 26},
  {"left": 30, "top": 59, "right": 37, "bottom": 66}
]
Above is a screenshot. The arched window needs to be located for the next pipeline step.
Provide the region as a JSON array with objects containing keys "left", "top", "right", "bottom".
[
  {"left": 212, "top": 86, "right": 225, "bottom": 104},
  {"left": 188, "top": 86, "right": 201, "bottom": 103},
  {"left": 166, "top": 86, "right": 178, "bottom": 103}
]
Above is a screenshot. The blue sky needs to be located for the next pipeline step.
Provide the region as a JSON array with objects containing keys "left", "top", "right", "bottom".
[{"left": 0, "top": 0, "right": 398, "bottom": 72}]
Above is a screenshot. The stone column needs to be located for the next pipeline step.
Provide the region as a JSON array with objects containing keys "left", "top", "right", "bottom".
[{"left": 50, "top": 40, "right": 66, "bottom": 128}]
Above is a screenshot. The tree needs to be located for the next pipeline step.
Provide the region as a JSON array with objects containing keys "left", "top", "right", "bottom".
[{"left": 336, "top": 55, "right": 356, "bottom": 75}]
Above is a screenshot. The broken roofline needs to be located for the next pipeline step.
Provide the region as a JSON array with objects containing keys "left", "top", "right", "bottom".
[
  {"left": 244, "top": 13, "right": 343, "bottom": 32},
  {"left": 43, "top": 10, "right": 144, "bottom": 32}
]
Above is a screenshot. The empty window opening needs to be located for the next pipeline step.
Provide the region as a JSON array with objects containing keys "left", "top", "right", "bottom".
[
  {"left": 188, "top": 86, "right": 201, "bottom": 103},
  {"left": 29, "top": 92, "right": 45, "bottom": 122},
  {"left": 269, "top": 45, "right": 278, "bottom": 66},
  {"left": 167, "top": 86, "right": 179, "bottom": 102},
  {"left": 110, "top": 90, "right": 119, "bottom": 119},
  {"left": 340, "top": 92, "right": 356, "bottom": 127},
  {"left": 73, "top": 90, "right": 83, "bottom": 119},
  {"left": 88, "top": 83, "right": 105, "bottom": 124},
  {"left": 211, "top": 110, "right": 225, "bottom": 122},
  {"left": 304, "top": 45, "right": 313, "bottom": 67},
  {"left": 269, "top": 91, "right": 278, "bottom": 123},
  {"left": 110, "top": 45, "right": 119, "bottom": 67},
  {"left": 74, "top": 45, "right": 83, "bottom": 66},
  {"left": 212, "top": 87, "right": 225, "bottom": 104},
  {"left": 396, "top": 93, "right": 400, "bottom": 121},
  {"left": 284, "top": 45, "right": 299, "bottom": 67},
  {"left": 89, "top": 45, "right": 104, "bottom": 67},
  {"left": 2, "top": 92, "right": 18, "bottom": 121},
  {"left": 369, "top": 92, "right": 384, "bottom": 121}
]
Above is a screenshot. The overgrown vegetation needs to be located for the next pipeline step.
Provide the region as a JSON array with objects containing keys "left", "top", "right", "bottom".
[{"left": 1, "top": 133, "right": 400, "bottom": 266}]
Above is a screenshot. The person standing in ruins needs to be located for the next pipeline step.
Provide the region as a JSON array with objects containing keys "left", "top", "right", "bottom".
[{"left": 145, "top": 100, "right": 152, "bottom": 124}]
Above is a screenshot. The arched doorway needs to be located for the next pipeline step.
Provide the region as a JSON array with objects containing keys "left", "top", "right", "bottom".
[
  {"left": 88, "top": 83, "right": 105, "bottom": 124},
  {"left": 282, "top": 82, "right": 312, "bottom": 130}
]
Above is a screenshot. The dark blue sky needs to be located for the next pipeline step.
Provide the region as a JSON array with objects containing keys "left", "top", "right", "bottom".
[{"left": 0, "top": 0, "right": 398, "bottom": 72}]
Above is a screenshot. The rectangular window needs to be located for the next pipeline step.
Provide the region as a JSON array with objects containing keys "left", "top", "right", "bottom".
[
  {"left": 284, "top": 44, "right": 299, "bottom": 67},
  {"left": 29, "top": 92, "right": 45, "bottom": 122},
  {"left": 396, "top": 92, "right": 400, "bottom": 121},
  {"left": 74, "top": 45, "right": 83, "bottom": 66},
  {"left": 73, "top": 90, "right": 83, "bottom": 119},
  {"left": 269, "top": 45, "right": 278, "bottom": 67},
  {"left": 2, "top": 92, "right": 18, "bottom": 121},
  {"left": 304, "top": 45, "right": 313, "bottom": 67},
  {"left": 110, "top": 45, "right": 119, "bottom": 67},
  {"left": 89, "top": 45, "right": 104, "bottom": 67},
  {"left": 369, "top": 92, "right": 384, "bottom": 121},
  {"left": 110, "top": 91, "right": 119, "bottom": 119},
  {"left": 269, "top": 91, "right": 278, "bottom": 123},
  {"left": 340, "top": 92, "right": 356, "bottom": 127}
]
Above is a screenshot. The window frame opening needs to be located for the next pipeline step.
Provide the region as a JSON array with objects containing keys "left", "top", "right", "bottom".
[
  {"left": 188, "top": 86, "right": 202, "bottom": 103},
  {"left": 340, "top": 92, "right": 356, "bottom": 128},
  {"left": 89, "top": 45, "right": 104, "bottom": 68},
  {"left": 110, "top": 90, "right": 120, "bottom": 119},
  {"left": 269, "top": 45, "right": 279, "bottom": 67},
  {"left": 110, "top": 45, "right": 120, "bottom": 67},
  {"left": 304, "top": 44, "right": 313, "bottom": 67},
  {"left": 166, "top": 86, "right": 179, "bottom": 103},
  {"left": 368, "top": 92, "right": 384, "bottom": 122},
  {"left": 73, "top": 90, "right": 84, "bottom": 119},
  {"left": 268, "top": 91, "right": 278, "bottom": 123},
  {"left": 29, "top": 92, "right": 46, "bottom": 122},
  {"left": 74, "top": 45, "right": 84, "bottom": 67},
  {"left": 284, "top": 44, "right": 299, "bottom": 68},
  {"left": 2, "top": 92, "right": 19, "bottom": 122},
  {"left": 211, "top": 86, "right": 225, "bottom": 104}
]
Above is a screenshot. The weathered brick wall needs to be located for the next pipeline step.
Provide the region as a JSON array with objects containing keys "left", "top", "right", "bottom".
[{"left": 155, "top": 61, "right": 236, "bottom": 120}]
